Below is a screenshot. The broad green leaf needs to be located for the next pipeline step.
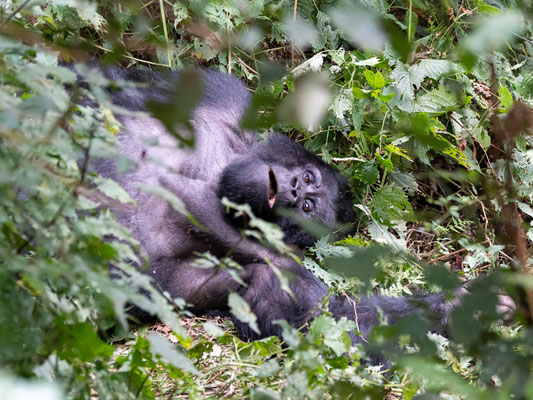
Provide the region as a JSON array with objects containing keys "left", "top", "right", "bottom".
[
  {"left": 282, "top": 15, "right": 318, "bottom": 50},
  {"left": 411, "top": 59, "right": 458, "bottom": 81},
  {"left": 392, "top": 61, "right": 458, "bottom": 102},
  {"left": 147, "top": 332, "right": 198, "bottom": 374},
  {"left": 364, "top": 70, "right": 385, "bottom": 89},
  {"left": 94, "top": 176, "right": 136, "bottom": 204},
  {"left": 330, "top": 4, "right": 386, "bottom": 51},
  {"left": 459, "top": 12, "right": 524, "bottom": 69},
  {"left": 56, "top": 320, "right": 114, "bottom": 362},
  {"left": 256, "top": 359, "right": 281, "bottom": 378},
  {"left": 228, "top": 292, "right": 260, "bottom": 334},
  {"left": 498, "top": 84, "right": 513, "bottom": 109}
]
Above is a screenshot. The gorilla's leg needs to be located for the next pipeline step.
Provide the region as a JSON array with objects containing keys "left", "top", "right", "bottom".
[
  {"left": 234, "top": 262, "right": 451, "bottom": 345},
  {"left": 234, "top": 263, "right": 329, "bottom": 340}
]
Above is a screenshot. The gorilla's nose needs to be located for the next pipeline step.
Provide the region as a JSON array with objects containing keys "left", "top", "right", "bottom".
[{"left": 291, "top": 187, "right": 301, "bottom": 202}]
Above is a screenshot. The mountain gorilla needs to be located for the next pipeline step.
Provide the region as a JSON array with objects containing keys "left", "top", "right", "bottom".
[{"left": 93, "top": 67, "right": 465, "bottom": 344}]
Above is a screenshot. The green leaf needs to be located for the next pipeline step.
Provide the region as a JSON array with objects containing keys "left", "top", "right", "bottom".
[
  {"left": 203, "top": 321, "right": 225, "bottom": 337},
  {"left": 137, "top": 184, "right": 200, "bottom": 227},
  {"left": 357, "top": 160, "right": 379, "bottom": 185},
  {"left": 94, "top": 176, "right": 136, "bottom": 204},
  {"left": 459, "top": 12, "right": 524, "bottom": 69},
  {"left": 413, "top": 87, "right": 458, "bottom": 115},
  {"left": 308, "top": 315, "right": 355, "bottom": 356},
  {"left": 352, "top": 86, "right": 368, "bottom": 99},
  {"left": 370, "top": 185, "right": 413, "bottom": 225},
  {"left": 364, "top": 70, "right": 385, "bottom": 89},
  {"left": 329, "top": 5, "right": 386, "bottom": 51},
  {"left": 145, "top": 69, "right": 205, "bottom": 146},
  {"left": 56, "top": 321, "right": 114, "bottom": 362},
  {"left": 475, "top": 0, "right": 503, "bottom": 14},
  {"left": 147, "top": 332, "right": 198, "bottom": 374},
  {"left": 498, "top": 84, "right": 513, "bottom": 109},
  {"left": 411, "top": 59, "right": 458, "bottom": 81},
  {"left": 228, "top": 292, "right": 260, "bottom": 335},
  {"left": 256, "top": 359, "right": 281, "bottom": 378},
  {"left": 392, "top": 61, "right": 458, "bottom": 102}
]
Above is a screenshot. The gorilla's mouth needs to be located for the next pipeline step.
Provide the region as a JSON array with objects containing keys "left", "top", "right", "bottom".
[{"left": 268, "top": 168, "right": 278, "bottom": 208}]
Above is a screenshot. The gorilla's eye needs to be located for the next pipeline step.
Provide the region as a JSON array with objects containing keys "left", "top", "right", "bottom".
[
  {"left": 302, "top": 200, "right": 313, "bottom": 213},
  {"left": 303, "top": 172, "right": 313, "bottom": 184}
]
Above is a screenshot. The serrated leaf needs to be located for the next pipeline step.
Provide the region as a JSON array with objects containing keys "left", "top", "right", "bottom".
[
  {"left": 392, "top": 61, "right": 458, "bottom": 102},
  {"left": 330, "top": 90, "right": 352, "bottom": 119},
  {"left": 390, "top": 63, "right": 417, "bottom": 101},
  {"left": 411, "top": 59, "right": 458, "bottom": 81},
  {"left": 309, "top": 315, "right": 355, "bottom": 356},
  {"left": 367, "top": 221, "right": 407, "bottom": 251},
  {"left": 358, "top": 160, "right": 379, "bottom": 185},
  {"left": 413, "top": 87, "right": 457, "bottom": 114},
  {"left": 390, "top": 171, "right": 418, "bottom": 195},
  {"left": 370, "top": 185, "right": 412, "bottom": 225}
]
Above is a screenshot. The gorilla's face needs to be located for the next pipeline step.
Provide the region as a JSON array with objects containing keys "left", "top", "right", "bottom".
[{"left": 218, "top": 135, "right": 353, "bottom": 248}]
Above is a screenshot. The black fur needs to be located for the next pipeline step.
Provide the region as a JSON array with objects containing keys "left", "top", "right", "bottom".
[{"left": 93, "top": 67, "right": 454, "bottom": 349}]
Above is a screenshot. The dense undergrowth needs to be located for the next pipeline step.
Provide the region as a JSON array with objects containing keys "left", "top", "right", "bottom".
[{"left": 0, "top": 0, "right": 533, "bottom": 398}]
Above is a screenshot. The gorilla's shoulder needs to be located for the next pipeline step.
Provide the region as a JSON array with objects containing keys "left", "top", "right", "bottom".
[{"left": 199, "top": 69, "right": 251, "bottom": 110}]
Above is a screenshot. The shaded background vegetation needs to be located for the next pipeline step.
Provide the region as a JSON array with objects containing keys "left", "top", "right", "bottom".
[{"left": 0, "top": 0, "right": 532, "bottom": 398}]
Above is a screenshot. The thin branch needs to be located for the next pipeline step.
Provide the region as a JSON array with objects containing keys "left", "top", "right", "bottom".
[{"left": 1, "top": 0, "right": 30, "bottom": 26}]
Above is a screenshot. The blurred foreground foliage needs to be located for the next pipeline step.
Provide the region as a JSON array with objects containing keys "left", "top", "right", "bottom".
[{"left": 0, "top": 0, "right": 533, "bottom": 398}]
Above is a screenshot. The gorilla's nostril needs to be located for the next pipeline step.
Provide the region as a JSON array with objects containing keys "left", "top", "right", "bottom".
[
  {"left": 292, "top": 189, "right": 298, "bottom": 199},
  {"left": 268, "top": 168, "right": 278, "bottom": 208},
  {"left": 291, "top": 177, "right": 298, "bottom": 188}
]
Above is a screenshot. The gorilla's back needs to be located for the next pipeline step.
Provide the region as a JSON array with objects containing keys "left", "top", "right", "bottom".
[{"left": 94, "top": 68, "right": 260, "bottom": 260}]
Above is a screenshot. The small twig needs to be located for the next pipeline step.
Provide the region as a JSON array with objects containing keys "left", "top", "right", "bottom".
[
  {"left": 135, "top": 372, "right": 151, "bottom": 398},
  {"left": 232, "top": 53, "right": 259, "bottom": 75},
  {"left": 291, "top": 0, "right": 297, "bottom": 67},
  {"left": 158, "top": 0, "right": 172, "bottom": 67},
  {"left": 92, "top": 43, "right": 172, "bottom": 68},
  {"left": 432, "top": 240, "right": 490, "bottom": 262},
  {"left": 465, "top": 186, "right": 491, "bottom": 245},
  {"left": 0, "top": 0, "right": 30, "bottom": 26},
  {"left": 342, "top": 291, "right": 368, "bottom": 343},
  {"left": 330, "top": 156, "right": 366, "bottom": 162},
  {"left": 78, "top": 123, "right": 96, "bottom": 184}
]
